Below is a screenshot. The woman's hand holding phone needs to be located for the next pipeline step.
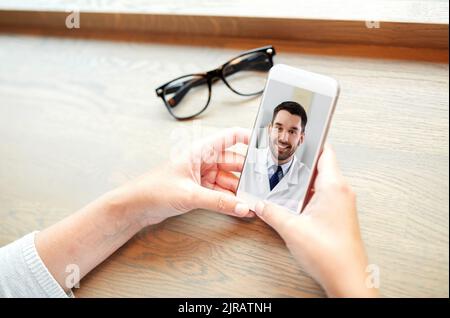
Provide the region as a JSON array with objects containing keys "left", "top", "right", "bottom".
[{"left": 254, "top": 145, "right": 379, "bottom": 297}]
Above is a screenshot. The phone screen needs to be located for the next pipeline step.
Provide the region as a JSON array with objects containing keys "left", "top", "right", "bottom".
[{"left": 236, "top": 75, "right": 337, "bottom": 214}]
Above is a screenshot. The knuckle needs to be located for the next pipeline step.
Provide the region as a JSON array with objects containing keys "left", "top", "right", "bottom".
[
  {"left": 216, "top": 193, "right": 227, "bottom": 212},
  {"left": 348, "top": 187, "right": 357, "bottom": 203},
  {"left": 338, "top": 182, "right": 352, "bottom": 194},
  {"left": 280, "top": 216, "right": 299, "bottom": 234},
  {"left": 186, "top": 187, "right": 199, "bottom": 206},
  {"left": 323, "top": 180, "right": 340, "bottom": 192},
  {"left": 337, "top": 181, "right": 357, "bottom": 203},
  {"left": 339, "top": 181, "right": 355, "bottom": 197},
  {"left": 326, "top": 179, "right": 353, "bottom": 196}
]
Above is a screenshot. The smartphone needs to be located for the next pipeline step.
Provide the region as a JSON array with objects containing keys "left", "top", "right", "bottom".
[{"left": 236, "top": 64, "right": 340, "bottom": 214}]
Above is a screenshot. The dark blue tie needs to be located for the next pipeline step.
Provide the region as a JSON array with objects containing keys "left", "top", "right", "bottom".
[{"left": 269, "top": 165, "right": 283, "bottom": 191}]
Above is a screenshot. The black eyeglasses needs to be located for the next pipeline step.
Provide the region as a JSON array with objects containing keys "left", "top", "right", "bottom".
[{"left": 155, "top": 45, "right": 276, "bottom": 120}]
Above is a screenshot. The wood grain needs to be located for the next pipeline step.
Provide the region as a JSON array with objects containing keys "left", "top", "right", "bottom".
[
  {"left": 0, "top": 34, "right": 448, "bottom": 297},
  {"left": 0, "top": 25, "right": 448, "bottom": 64},
  {"left": 0, "top": 0, "right": 448, "bottom": 23},
  {"left": 0, "top": 5, "right": 448, "bottom": 50}
]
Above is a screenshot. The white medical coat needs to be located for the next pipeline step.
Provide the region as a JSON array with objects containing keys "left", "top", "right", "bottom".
[{"left": 238, "top": 147, "right": 311, "bottom": 213}]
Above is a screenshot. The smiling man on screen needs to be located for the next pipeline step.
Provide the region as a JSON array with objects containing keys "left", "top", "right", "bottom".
[{"left": 239, "top": 101, "right": 311, "bottom": 212}]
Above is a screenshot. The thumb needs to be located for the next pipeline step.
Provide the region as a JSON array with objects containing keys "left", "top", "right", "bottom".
[
  {"left": 254, "top": 200, "right": 296, "bottom": 236},
  {"left": 195, "top": 186, "right": 250, "bottom": 217}
]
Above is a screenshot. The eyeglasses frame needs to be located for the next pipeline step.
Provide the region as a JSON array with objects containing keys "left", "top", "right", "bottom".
[{"left": 155, "top": 45, "right": 276, "bottom": 120}]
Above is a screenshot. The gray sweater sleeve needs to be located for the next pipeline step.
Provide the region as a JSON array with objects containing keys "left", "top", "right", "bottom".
[{"left": 0, "top": 231, "right": 74, "bottom": 298}]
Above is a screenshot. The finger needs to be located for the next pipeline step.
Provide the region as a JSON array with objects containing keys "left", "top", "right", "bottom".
[
  {"left": 209, "top": 191, "right": 255, "bottom": 218},
  {"left": 315, "top": 144, "right": 343, "bottom": 190},
  {"left": 196, "top": 186, "right": 250, "bottom": 217},
  {"left": 215, "top": 170, "right": 240, "bottom": 193},
  {"left": 204, "top": 127, "right": 251, "bottom": 153},
  {"left": 254, "top": 200, "right": 297, "bottom": 236},
  {"left": 217, "top": 151, "right": 246, "bottom": 172},
  {"left": 244, "top": 211, "right": 256, "bottom": 218},
  {"left": 302, "top": 167, "right": 318, "bottom": 207},
  {"left": 197, "top": 128, "right": 250, "bottom": 169},
  {"left": 212, "top": 184, "right": 235, "bottom": 196},
  {"left": 202, "top": 175, "right": 236, "bottom": 195},
  {"left": 316, "top": 144, "right": 340, "bottom": 178}
]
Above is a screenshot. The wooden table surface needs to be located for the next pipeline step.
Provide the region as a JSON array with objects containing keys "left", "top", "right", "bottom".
[{"left": 0, "top": 34, "right": 448, "bottom": 297}]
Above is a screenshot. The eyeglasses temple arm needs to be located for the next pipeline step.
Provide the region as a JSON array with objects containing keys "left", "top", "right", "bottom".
[{"left": 224, "top": 54, "right": 273, "bottom": 77}]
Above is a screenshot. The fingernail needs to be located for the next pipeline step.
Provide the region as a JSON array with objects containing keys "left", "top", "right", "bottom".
[
  {"left": 234, "top": 203, "right": 249, "bottom": 216},
  {"left": 254, "top": 201, "right": 265, "bottom": 216}
]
